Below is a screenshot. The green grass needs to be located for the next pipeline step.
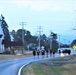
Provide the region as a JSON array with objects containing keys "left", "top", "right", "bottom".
[
  {"left": 33, "top": 64, "right": 66, "bottom": 75},
  {"left": 22, "top": 63, "right": 67, "bottom": 75},
  {"left": 22, "top": 55, "right": 76, "bottom": 75}
]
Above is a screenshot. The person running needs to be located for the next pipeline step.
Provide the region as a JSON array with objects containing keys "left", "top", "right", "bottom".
[
  {"left": 41, "top": 49, "right": 45, "bottom": 58},
  {"left": 53, "top": 51, "right": 55, "bottom": 57},
  {"left": 36, "top": 49, "right": 40, "bottom": 59},
  {"left": 50, "top": 49, "right": 52, "bottom": 57},
  {"left": 32, "top": 49, "right": 36, "bottom": 59},
  {"left": 46, "top": 49, "right": 49, "bottom": 57},
  {"left": 59, "top": 50, "right": 61, "bottom": 55},
  {"left": 45, "top": 46, "right": 48, "bottom": 57}
]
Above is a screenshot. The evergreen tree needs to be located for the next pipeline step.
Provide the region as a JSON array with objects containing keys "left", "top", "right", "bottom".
[
  {"left": 1, "top": 14, "right": 11, "bottom": 47},
  {"left": 52, "top": 39, "right": 59, "bottom": 52},
  {"left": 48, "top": 32, "right": 58, "bottom": 52},
  {"left": 40, "top": 34, "right": 47, "bottom": 46}
]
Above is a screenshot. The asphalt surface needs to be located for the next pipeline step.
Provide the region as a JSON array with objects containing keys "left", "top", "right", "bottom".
[{"left": 0, "top": 53, "right": 74, "bottom": 75}]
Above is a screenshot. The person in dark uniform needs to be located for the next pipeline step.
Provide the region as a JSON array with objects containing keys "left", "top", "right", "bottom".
[
  {"left": 37, "top": 49, "right": 40, "bottom": 59},
  {"left": 53, "top": 51, "right": 55, "bottom": 57},
  {"left": 59, "top": 50, "right": 61, "bottom": 55},
  {"left": 46, "top": 49, "right": 49, "bottom": 57},
  {"left": 50, "top": 50, "right": 52, "bottom": 57},
  {"left": 33, "top": 49, "right": 36, "bottom": 59},
  {"left": 41, "top": 50, "right": 45, "bottom": 58}
]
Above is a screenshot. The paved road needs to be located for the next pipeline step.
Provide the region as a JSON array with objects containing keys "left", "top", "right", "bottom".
[{"left": 0, "top": 53, "right": 74, "bottom": 75}]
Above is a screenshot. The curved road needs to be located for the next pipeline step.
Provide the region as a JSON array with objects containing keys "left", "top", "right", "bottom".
[{"left": 0, "top": 53, "right": 74, "bottom": 75}]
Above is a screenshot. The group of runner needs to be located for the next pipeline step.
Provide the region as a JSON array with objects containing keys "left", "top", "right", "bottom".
[{"left": 32, "top": 47, "right": 56, "bottom": 59}]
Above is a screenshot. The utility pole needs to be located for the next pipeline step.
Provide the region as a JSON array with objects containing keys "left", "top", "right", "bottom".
[
  {"left": 20, "top": 22, "right": 26, "bottom": 54},
  {"left": 37, "top": 26, "right": 43, "bottom": 50},
  {"left": 20, "top": 22, "right": 26, "bottom": 44}
]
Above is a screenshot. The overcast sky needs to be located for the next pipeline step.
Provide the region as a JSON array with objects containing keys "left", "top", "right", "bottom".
[{"left": 0, "top": 0, "right": 76, "bottom": 44}]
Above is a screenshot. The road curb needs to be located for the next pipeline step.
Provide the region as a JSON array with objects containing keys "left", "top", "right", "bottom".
[{"left": 18, "top": 63, "right": 30, "bottom": 75}]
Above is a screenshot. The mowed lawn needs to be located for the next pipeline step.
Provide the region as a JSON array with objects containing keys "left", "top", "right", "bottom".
[{"left": 22, "top": 54, "right": 76, "bottom": 75}]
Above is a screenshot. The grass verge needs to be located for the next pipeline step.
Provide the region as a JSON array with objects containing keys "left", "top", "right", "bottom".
[
  {"left": 22, "top": 54, "right": 76, "bottom": 75},
  {"left": 0, "top": 51, "right": 32, "bottom": 60}
]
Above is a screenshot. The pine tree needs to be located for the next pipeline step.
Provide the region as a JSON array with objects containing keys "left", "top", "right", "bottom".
[{"left": 1, "top": 14, "right": 11, "bottom": 47}]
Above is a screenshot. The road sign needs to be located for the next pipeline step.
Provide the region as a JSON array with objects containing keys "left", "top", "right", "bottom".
[{"left": 73, "top": 45, "right": 76, "bottom": 50}]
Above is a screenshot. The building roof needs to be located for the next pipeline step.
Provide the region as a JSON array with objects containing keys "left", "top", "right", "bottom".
[{"left": 2, "top": 40, "right": 23, "bottom": 47}]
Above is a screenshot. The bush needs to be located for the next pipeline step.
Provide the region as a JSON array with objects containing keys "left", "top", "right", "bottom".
[{"left": 3, "top": 50, "right": 11, "bottom": 54}]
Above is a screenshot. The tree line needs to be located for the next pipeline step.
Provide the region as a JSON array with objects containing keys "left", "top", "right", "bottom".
[
  {"left": 11, "top": 29, "right": 59, "bottom": 52},
  {"left": 1, "top": 14, "right": 76, "bottom": 53}
]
